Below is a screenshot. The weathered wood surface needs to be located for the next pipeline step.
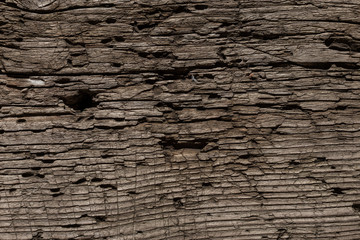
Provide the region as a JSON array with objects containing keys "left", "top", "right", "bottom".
[{"left": 1, "top": 0, "right": 360, "bottom": 239}]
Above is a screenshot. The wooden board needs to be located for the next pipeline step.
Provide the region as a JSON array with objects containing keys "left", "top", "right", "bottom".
[{"left": 1, "top": 0, "right": 360, "bottom": 239}]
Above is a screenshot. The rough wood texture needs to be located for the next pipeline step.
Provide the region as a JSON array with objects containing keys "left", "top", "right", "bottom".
[{"left": 1, "top": 0, "right": 360, "bottom": 239}]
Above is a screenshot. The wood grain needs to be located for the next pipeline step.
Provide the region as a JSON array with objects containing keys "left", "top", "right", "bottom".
[{"left": 1, "top": 0, "right": 360, "bottom": 239}]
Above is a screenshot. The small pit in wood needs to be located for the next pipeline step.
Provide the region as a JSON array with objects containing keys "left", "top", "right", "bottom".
[
  {"left": 202, "top": 182, "right": 212, "bottom": 187},
  {"left": 17, "top": 119, "right": 26, "bottom": 123},
  {"left": 60, "top": 89, "right": 97, "bottom": 111},
  {"left": 22, "top": 172, "right": 34, "bottom": 177},
  {"left": 91, "top": 177, "right": 103, "bottom": 182},
  {"left": 352, "top": 203, "right": 360, "bottom": 211},
  {"left": 105, "top": 18, "right": 116, "bottom": 24},
  {"left": 160, "top": 137, "right": 209, "bottom": 150},
  {"left": 73, "top": 178, "right": 86, "bottom": 184},
  {"left": 101, "top": 38, "right": 112, "bottom": 44},
  {"left": 195, "top": 5, "right": 208, "bottom": 10},
  {"left": 100, "top": 184, "right": 116, "bottom": 190},
  {"left": 332, "top": 187, "right": 344, "bottom": 194},
  {"left": 173, "top": 197, "right": 184, "bottom": 208}
]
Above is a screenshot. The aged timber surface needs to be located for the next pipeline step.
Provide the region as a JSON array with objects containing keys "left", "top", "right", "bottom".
[{"left": 1, "top": 0, "right": 360, "bottom": 239}]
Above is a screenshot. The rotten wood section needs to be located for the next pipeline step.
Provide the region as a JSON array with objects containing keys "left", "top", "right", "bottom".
[{"left": 1, "top": 0, "right": 360, "bottom": 239}]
